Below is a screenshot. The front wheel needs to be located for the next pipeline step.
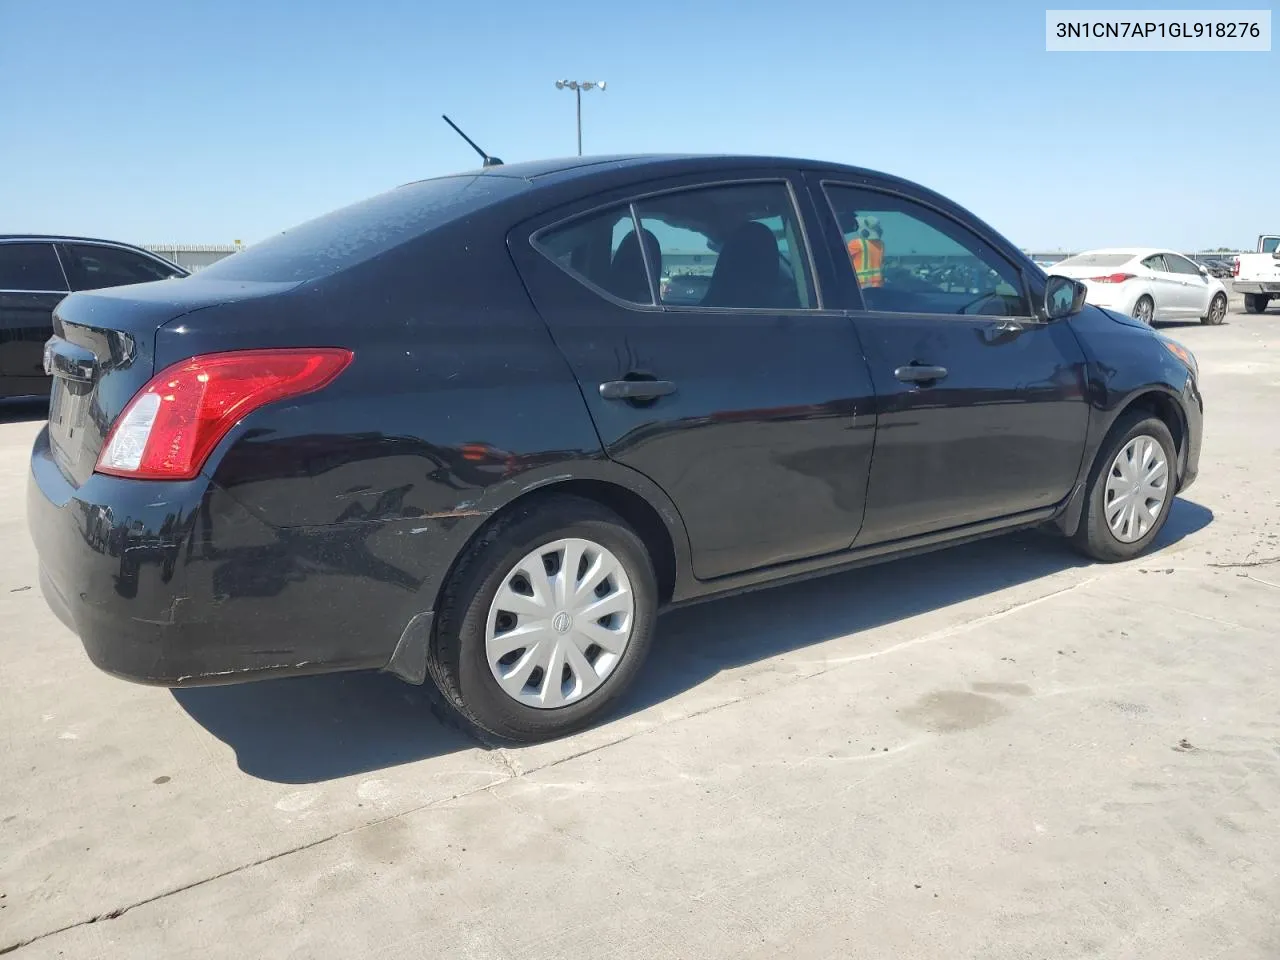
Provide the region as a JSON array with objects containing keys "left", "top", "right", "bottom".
[
  {"left": 1201, "top": 292, "right": 1227, "bottom": 325},
  {"left": 1132, "top": 295, "right": 1155, "bottom": 325},
  {"left": 1070, "top": 413, "right": 1178, "bottom": 563},
  {"left": 427, "top": 495, "right": 658, "bottom": 742}
]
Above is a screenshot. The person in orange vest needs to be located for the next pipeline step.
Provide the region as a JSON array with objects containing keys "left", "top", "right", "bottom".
[{"left": 846, "top": 215, "right": 885, "bottom": 289}]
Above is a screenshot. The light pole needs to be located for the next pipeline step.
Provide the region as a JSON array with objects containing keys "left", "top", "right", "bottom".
[{"left": 555, "top": 80, "right": 606, "bottom": 156}]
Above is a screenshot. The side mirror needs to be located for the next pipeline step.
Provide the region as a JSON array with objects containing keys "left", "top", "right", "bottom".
[
  {"left": 1044, "top": 274, "right": 1088, "bottom": 320},
  {"left": 1198, "top": 264, "right": 1209, "bottom": 276}
]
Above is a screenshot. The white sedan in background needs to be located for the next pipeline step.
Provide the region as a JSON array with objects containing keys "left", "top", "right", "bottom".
[{"left": 1047, "top": 247, "right": 1228, "bottom": 326}]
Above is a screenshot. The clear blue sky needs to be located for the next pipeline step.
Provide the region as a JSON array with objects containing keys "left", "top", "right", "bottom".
[{"left": 1, "top": 0, "right": 1274, "bottom": 251}]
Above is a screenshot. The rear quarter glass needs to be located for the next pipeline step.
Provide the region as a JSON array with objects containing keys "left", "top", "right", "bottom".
[{"left": 198, "top": 174, "right": 528, "bottom": 283}]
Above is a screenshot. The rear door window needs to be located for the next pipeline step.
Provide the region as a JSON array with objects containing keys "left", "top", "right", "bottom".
[
  {"left": 59, "top": 243, "right": 181, "bottom": 291},
  {"left": 534, "top": 204, "right": 655, "bottom": 305},
  {"left": 0, "top": 242, "right": 67, "bottom": 292},
  {"left": 1140, "top": 254, "right": 1169, "bottom": 272},
  {"left": 532, "top": 180, "right": 818, "bottom": 311},
  {"left": 635, "top": 182, "right": 816, "bottom": 310}
]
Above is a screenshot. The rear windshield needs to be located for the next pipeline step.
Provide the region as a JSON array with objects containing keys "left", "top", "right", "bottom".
[
  {"left": 198, "top": 174, "right": 526, "bottom": 282},
  {"left": 1054, "top": 253, "right": 1133, "bottom": 268}
]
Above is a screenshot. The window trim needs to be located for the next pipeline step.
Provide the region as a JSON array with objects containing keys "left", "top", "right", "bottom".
[
  {"left": 528, "top": 175, "right": 827, "bottom": 315},
  {"left": 629, "top": 204, "right": 661, "bottom": 305},
  {"left": 817, "top": 178, "right": 1038, "bottom": 322},
  {"left": 0, "top": 240, "right": 70, "bottom": 294}
]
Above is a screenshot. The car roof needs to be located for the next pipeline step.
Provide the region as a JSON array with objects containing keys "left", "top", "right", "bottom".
[
  {"left": 402, "top": 152, "right": 920, "bottom": 189},
  {"left": 393, "top": 153, "right": 992, "bottom": 237}
]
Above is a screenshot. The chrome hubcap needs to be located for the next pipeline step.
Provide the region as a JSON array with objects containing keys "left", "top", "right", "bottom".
[
  {"left": 485, "top": 537, "right": 635, "bottom": 709},
  {"left": 1104, "top": 435, "right": 1169, "bottom": 543},
  {"left": 1134, "top": 299, "right": 1153, "bottom": 323},
  {"left": 1211, "top": 296, "right": 1225, "bottom": 321}
]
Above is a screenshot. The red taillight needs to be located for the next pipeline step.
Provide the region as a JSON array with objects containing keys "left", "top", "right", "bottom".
[
  {"left": 96, "top": 348, "right": 353, "bottom": 480},
  {"left": 1089, "top": 273, "right": 1135, "bottom": 284},
  {"left": 1232, "top": 258, "right": 1240, "bottom": 277}
]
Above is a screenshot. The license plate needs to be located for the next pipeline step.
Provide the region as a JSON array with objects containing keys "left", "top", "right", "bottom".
[{"left": 48, "top": 380, "right": 89, "bottom": 464}]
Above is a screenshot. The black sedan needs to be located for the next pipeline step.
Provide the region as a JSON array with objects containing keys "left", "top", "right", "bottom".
[
  {"left": 28, "top": 154, "right": 1203, "bottom": 742},
  {"left": 1, "top": 236, "right": 188, "bottom": 401}
]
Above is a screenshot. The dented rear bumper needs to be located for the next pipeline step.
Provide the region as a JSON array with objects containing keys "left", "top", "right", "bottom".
[{"left": 27, "top": 425, "right": 474, "bottom": 686}]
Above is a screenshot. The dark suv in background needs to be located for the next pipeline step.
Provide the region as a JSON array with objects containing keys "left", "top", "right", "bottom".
[{"left": 0, "top": 236, "right": 188, "bottom": 401}]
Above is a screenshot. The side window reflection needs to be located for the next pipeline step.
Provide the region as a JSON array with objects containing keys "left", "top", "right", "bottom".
[{"left": 823, "top": 184, "right": 1030, "bottom": 318}]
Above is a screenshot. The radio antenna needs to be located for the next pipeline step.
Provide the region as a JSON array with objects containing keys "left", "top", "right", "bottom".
[{"left": 442, "top": 115, "right": 503, "bottom": 167}]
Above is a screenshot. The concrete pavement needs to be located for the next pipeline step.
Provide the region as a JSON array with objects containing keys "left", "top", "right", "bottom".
[{"left": 2, "top": 308, "right": 1279, "bottom": 959}]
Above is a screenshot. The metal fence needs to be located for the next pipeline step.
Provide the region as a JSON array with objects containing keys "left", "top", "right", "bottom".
[{"left": 142, "top": 243, "right": 242, "bottom": 272}]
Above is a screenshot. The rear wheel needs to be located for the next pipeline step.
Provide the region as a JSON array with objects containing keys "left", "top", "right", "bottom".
[
  {"left": 1132, "top": 295, "right": 1155, "bottom": 325},
  {"left": 1201, "top": 292, "right": 1227, "bottom": 325},
  {"left": 1070, "top": 412, "right": 1178, "bottom": 563},
  {"left": 427, "top": 495, "right": 658, "bottom": 742},
  {"left": 1244, "top": 293, "right": 1270, "bottom": 314}
]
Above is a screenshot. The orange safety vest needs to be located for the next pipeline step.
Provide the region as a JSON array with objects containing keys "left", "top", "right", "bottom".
[{"left": 847, "top": 237, "right": 884, "bottom": 288}]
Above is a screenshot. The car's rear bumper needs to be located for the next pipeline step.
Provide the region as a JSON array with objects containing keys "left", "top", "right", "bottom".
[
  {"left": 1232, "top": 281, "right": 1280, "bottom": 295},
  {"left": 1081, "top": 285, "right": 1136, "bottom": 314},
  {"left": 27, "top": 426, "right": 450, "bottom": 687}
]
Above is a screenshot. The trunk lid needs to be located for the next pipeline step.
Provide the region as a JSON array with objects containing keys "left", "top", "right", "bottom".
[
  {"left": 1045, "top": 261, "right": 1138, "bottom": 281},
  {"left": 1045, "top": 264, "right": 1114, "bottom": 281},
  {"left": 45, "top": 276, "right": 298, "bottom": 487}
]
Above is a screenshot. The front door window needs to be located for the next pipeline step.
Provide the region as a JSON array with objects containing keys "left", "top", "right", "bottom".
[{"left": 822, "top": 185, "right": 1030, "bottom": 318}]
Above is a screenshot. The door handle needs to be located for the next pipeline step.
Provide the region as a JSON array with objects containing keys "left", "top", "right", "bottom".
[
  {"left": 599, "top": 379, "right": 677, "bottom": 401},
  {"left": 894, "top": 364, "right": 948, "bottom": 384}
]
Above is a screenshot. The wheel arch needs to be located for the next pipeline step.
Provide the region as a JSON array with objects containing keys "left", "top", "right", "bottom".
[
  {"left": 442, "top": 462, "right": 690, "bottom": 610},
  {"left": 385, "top": 462, "right": 691, "bottom": 686},
  {"left": 1117, "top": 388, "right": 1187, "bottom": 469},
  {"left": 487, "top": 478, "right": 682, "bottom": 604},
  {"left": 1054, "top": 384, "right": 1188, "bottom": 538}
]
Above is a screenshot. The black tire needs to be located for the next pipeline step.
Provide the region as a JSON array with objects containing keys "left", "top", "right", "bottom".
[
  {"left": 1243, "top": 293, "right": 1269, "bottom": 314},
  {"left": 1201, "top": 292, "right": 1227, "bottom": 325},
  {"left": 427, "top": 494, "right": 658, "bottom": 743},
  {"left": 1070, "top": 412, "right": 1178, "bottom": 563},
  {"left": 1132, "top": 295, "right": 1155, "bottom": 325}
]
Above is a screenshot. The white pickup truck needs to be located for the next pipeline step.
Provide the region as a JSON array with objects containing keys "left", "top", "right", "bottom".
[{"left": 1233, "top": 234, "right": 1280, "bottom": 314}]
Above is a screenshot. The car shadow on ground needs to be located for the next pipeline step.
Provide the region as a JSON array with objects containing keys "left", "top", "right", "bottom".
[
  {"left": 621, "top": 498, "right": 1212, "bottom": 718},
  {"left": 0, "top": 399, "right": 48, "bottom": 424},
  {"left": 173, "top": 498, "right": 1213, "bottom": 784},
  {"left": 174, "top": 670, "right": 476, "bottom": 784}
]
